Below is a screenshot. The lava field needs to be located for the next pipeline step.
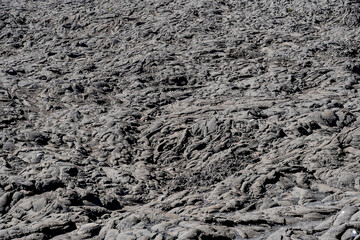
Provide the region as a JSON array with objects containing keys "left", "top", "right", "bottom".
[{"left": 1, "top": 0, "right": 360, "bottom": 239}]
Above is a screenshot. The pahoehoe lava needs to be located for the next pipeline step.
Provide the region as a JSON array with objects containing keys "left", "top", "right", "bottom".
[{"left": 1, "top": 0, "right": 360, "bottom": 239}]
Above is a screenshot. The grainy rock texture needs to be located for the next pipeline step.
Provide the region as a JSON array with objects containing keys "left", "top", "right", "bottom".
[{"left": 1, "top": 0, "right": 360, "bottom": 239}]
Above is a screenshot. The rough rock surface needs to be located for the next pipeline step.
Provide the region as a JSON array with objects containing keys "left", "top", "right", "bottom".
[{"left": 1, "top": 0, "right": 360, "bottom": 239}]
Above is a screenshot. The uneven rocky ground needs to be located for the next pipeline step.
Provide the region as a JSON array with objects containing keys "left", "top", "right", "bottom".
[{"left": 1, "top": 0, "right": 360, "bottom": 239}]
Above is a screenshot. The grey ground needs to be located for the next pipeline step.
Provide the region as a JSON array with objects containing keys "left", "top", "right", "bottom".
[{"left": 1, "top": 0, "right": 360, "bottom": 239}]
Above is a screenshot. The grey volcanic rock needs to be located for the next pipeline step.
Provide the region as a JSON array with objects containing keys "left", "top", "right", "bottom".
[{"left": 1, "top": 0, "right": 360, "bottom": 239}]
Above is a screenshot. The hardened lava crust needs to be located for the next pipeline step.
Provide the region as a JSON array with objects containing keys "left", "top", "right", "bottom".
[{"left": 1, "top": 0, "right": 360, "bottom": 239}]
